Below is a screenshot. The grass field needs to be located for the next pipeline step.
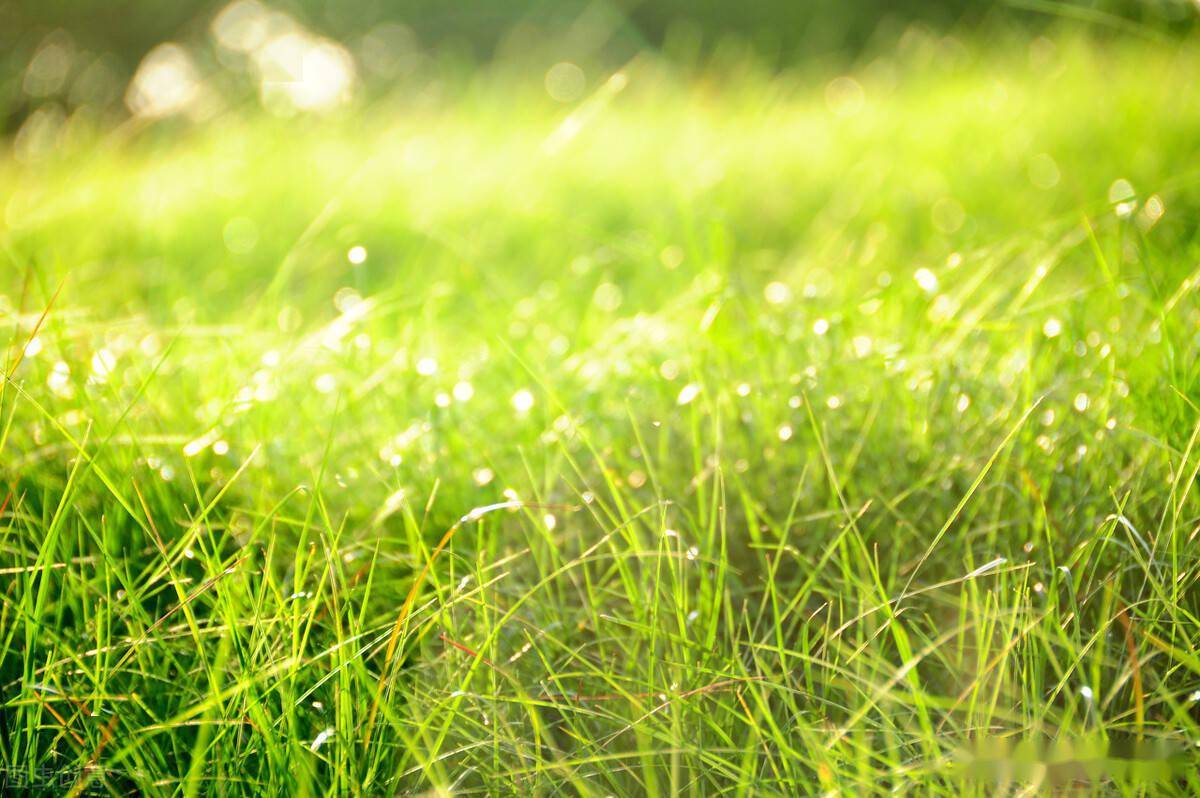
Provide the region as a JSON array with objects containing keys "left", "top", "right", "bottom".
[{"left": 3, "top": 28, "right": 1200, "bottom": 795}]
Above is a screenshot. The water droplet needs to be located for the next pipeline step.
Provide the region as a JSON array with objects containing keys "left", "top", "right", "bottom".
[
  {"left": 913, "top": 268, "right": 939, "bottom": 294},
  {"left": 91, "top": 348, "right": 117, "bottom": 380},
  {"left": 48, "top": 361, "right": 72, "bottom": 396},
  {"left": 764, "top": 281, "right": 791, "bottom": 305},
  {"left": 512, "top": 389, "right": 535, "bottom": 414},
  {"left": 677, "top": 383, "right": 701, "bottom": 405},
  {"left": 347, "top": 245, "right": 367, "bottom": 264}
]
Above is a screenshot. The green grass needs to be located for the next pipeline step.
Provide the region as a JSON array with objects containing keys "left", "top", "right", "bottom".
[{"left": 3, "top": 29, "right": 1200, "bottom": 795}]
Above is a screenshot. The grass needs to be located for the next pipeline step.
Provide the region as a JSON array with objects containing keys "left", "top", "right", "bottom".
[{"left": 3, "top": 27, "right": 1200, "bottom": 795}]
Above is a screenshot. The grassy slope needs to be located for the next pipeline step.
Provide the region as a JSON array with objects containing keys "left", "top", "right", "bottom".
[{"left": 2, "top": 31, "right": 1200, "bottom": 795}]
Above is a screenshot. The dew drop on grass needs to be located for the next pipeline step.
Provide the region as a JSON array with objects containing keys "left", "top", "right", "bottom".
[
  {"left": 736, "top": 382, "right": 751, "bottom": 397},
  {"left": 512, "top": 389, "right": 534, "bottom": 413},
  {"left": 415, "top": 357, "right": 437, "bottom": 376},
  {"left": 1042, "top": 318, "right": 1062, "bottom": 338},
  {"left": 812, "top": 318, "right": 830, "bottom": 335},
  {"left": 314, "top": 373, "right": 336, "bottom": 393},
  {"left": 543, "top": 513, "right": 557, "bottom": 530},
  {"left": 309, "top": 728, "right": 335, "bottom": 753},
  {"left": 955, "top": 394, "right": 971, "bottom": 413},
  {"left": 48, "top": 361, "right": 71, "bottom": 396},
  {"left": 593, "top": 282, "right": 622, "bottom": 312},
  {"left": 453, "top": 380, "right": 474, "bottom": 402},
  {"left": 91, "top": 348, "right": 117, "bottom": 380},
  {"left": 1108, "top": 178, "right": 1136, "bottom": 216},
  {"left": 333, "top": 287, "right": 362, "bottom": 312},
  {"left": 826, "top": 395, "right": 842, "bottom": 409},
  {"left": 212, "top": 440, "right": 229, "bottom": 456},
  {"left": 764, "top": 281, "right": 791, "bottom": 304},
  {"left": 472, "top": 468, "right": 494, "bottom": 486},
  {"left": 23, "top": 337, "right": 42, "bottom": 358},
  {"left": 1142, "top": 194, "right": 1165, "bottom": 227},
  {"left": 913, "top": 268, "right": 939, "bottom": 294},
  {"left": 677, "top": 383, "right": 700, "bottom": 405},
  {"left": 777, "top": 424, "right": 793, "bottom": 441},
  {"left": 183, "top": 431, "right": 217, "bottom": 457},
  {"left": 435, "top": 392, "right": 451, "bottom": 408},
  {"left": 347, "top": 245, "right": 367, "bottom": 264},
  {"left": 1073, "top": 393, "right": 1089, "bottom": 412}
]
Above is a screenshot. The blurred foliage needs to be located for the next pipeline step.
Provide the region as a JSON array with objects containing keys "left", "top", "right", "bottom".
[{"left": 0, "top": 0, "right": 1197, "bottom": 131}]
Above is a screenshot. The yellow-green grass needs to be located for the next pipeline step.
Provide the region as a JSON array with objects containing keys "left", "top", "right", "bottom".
[{"left": 2, "top": 30, "right": 1200, "bottom": 796}]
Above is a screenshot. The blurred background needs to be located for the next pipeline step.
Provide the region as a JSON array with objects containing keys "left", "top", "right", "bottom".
[{"left": 2, "top": 0, "right": 1197, "bottom": 140}]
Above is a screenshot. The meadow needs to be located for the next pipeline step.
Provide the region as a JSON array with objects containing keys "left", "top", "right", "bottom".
[{"left": 3, "top": 27, "right": 1200, "bottom": 795}]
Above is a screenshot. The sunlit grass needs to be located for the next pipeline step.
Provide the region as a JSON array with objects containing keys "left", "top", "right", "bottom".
[{"left": 3, "top": 31, "right": 1200, "bottom": 795}]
